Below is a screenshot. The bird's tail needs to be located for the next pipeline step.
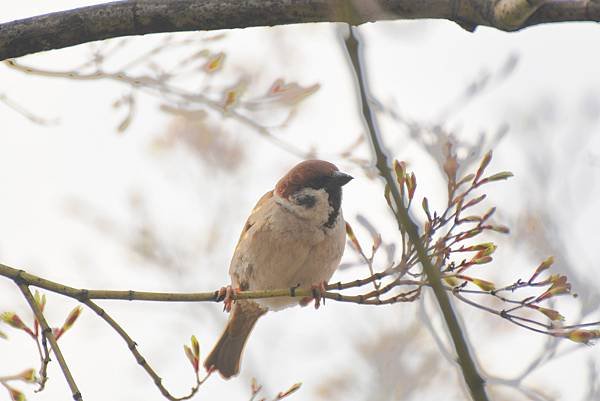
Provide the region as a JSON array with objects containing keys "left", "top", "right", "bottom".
[{"left": 204, "top": 301, "right": 266, "bottom": 379}]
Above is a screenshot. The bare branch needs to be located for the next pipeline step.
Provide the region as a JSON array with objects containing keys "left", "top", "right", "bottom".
[
  {"left": 16, "top": 283, "right": 82, "bottom": 401},
  {"left": 1, "top": 0, "right": 600, "bottom": 61},
  {"left": 0, "top": 262, "right": 422, "bottom": 305},
  {"left": 342, "top": 24, "right": 489, "bottom": 401}
]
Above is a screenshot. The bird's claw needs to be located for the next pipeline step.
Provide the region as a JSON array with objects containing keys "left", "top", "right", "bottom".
[
  {"left": 216, "top": 285, "right": 239, "bottom": 312},
  {"left": 300, "top": 281, "right": 327, "bottom": 309}
]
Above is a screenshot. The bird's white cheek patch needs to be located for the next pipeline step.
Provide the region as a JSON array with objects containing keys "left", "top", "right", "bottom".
[{"left": 282, "top": 188, "right": 331, "bottom": 224}]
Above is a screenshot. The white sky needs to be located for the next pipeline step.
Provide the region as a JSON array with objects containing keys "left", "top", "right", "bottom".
[{"left": 1, "top": 2, "right": 600, "bottom": 401}]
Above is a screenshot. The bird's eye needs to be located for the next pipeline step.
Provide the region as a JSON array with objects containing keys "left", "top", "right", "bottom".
[{"left": 295, "top": 194, "right": 316, "bottom": 208}]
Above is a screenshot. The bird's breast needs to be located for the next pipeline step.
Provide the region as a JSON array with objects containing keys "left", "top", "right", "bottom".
[{"left": 229, "top": 202, "right": 346, "bottom": 311}]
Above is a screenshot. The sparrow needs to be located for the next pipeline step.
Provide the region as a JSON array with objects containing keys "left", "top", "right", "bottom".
[{"left": 204, "top": 159, "right": 353, "bottom": 379}]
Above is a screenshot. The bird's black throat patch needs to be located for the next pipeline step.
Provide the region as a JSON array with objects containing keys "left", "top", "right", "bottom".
[{"left": 324, "top": 186, "right": 342, "bottom": 228}]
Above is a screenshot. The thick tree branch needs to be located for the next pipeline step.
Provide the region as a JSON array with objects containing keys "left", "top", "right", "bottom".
[{"left": 1, "top": 0, "right": 600, "bottom": 61}]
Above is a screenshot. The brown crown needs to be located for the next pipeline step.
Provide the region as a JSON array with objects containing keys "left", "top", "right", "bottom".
[{"left": 274, "top": 160, "right": 339, "bottom": 198}]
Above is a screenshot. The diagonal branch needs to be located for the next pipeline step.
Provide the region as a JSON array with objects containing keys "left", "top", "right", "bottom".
[
  {"left": 16, "top": 282, "right": 82, "bottom": 401},
  {"left": 341, "top": 24, "right": 489, "bottom": 401},
  {"left": 1, "top": 0, "right": 600, "bottom": 61}
]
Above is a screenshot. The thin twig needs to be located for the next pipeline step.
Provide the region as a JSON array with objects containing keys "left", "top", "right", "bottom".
[
  {"left": 16, "top": 282, "right": 82, "bottom": 401},
  {"left": 4, "top": 59, "right": 312, "bottom": 160},
  {"left": 34, "top": 331, "right": 51, "bottom": 392}
]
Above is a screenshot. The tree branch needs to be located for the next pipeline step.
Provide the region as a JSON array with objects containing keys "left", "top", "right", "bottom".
[
  {"left": 16, "top": 283, "right": 82, "bottom": 401},
  {"left": 0, "top": 263, "right": 423, "bottom": 305},
  {"left": 1, "top": 0, "right": 600, "bottom": 61},
  {"left": 342, "top": 24, "right": 489, "bottom": 401}
]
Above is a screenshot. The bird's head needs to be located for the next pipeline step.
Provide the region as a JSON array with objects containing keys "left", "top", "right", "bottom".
[{"left": 275, "top": 160, "right": 353, "bottom": 228}]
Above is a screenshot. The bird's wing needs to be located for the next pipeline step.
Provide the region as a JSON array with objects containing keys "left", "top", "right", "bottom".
[
  {"left": 235, "top": 190, "right": 273, "bottom": 247},
  {"left": 228, "top": 190, "right": 273, "bottom": 284}
]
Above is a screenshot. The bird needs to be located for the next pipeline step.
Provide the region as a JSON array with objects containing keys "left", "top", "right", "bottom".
[{"left": 204, "top": 159, "right": 353, "bottom": 379}]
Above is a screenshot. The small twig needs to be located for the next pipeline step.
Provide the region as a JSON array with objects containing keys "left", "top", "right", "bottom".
[
  {"left": 0, "top": 93, "right": 58, "bottom": 125},
  {"left": 16, "top": 282, "right": 82, "bottom": 401},
  {"left": 4, "top": 59, "right": 312, "bottom": 160},
  {"left": 34, "top": 331, "right": 51, "bottom": 392}
]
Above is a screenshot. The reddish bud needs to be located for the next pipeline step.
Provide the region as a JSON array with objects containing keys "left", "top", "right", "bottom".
[
  {"left": 536, "top": 274, "right": 571, "bottom": 302},
  {"left": 482, "top": 207, "right": 496, "bottom": 221},
  {"left": 393, "top": 160, "right": 406, "bottom": 183},
  {"left": 58, "top": 306, "right": 82, "bottom": 338},
  {"left": 475, "top": 243, "right": 497, "bottom": 258},
  {"left": 1, "top": 312, "right": 33, "bottom": 337},
  {"left": 191, "top": 335, "right": 200, "bottom": 358},
  {"left": 529, "top": 256, "right": 554, "bottom": 283},
  {"left": 6, "top": 385, "right": 25, "bottom": 401},
  {"left": 457, "top": 228, "right": 483, "bottom": 241},
  {"left": 486, "top": 224, "right": 510, "bottom": 234},
  {"left": 345, "top": 222, "right": 363, "bottom": 254},
  {"left": 444, "top": 154, "right": 458, "bottom": 183},
  {"left": 407, "top": 172, "right": 417, "bottom": 201},
  {"left": 34, "top": 291, "right": 46, "bottom": 312},
  {"left": 16, "top": 368, "right": 37, "bottom": 383},
  {"left": 184, "top": 344, "right": 199, "bottom": 372},
  {"left": 457, "top": 173, "right": 475, "bottom": 187},
  {"left": 564, "top": 329, "right": 600, "bottom": 345},
  {"left": 372, "top": 234, "right": 382, "bottom": 253},
  {"left": 463, "top": 194, "right": 486, "bottom": 209},
  {"left": 479, "top": 171, "right": 514, "bottom": 184},
  {"left": 530, "top": 306, "right": 564, "bottom": 322},
  {"left": 472, "top": 256, "right": 493, "bottom": 265},
  {"left": 276, "top": 382, "right": 302, "bottom": 400},
  {"left": 461, "top": 216, "right": 482, "bottom": 223},
  {"left": 203, "top": 52, "right": 225, "bottom": 73},
  {"left": 457, "top": 275, "right": 495, "bottom": 291},
  {"left": 471, "top": 278, "right": 495, "bottom": 291},
  {"left": 474, "top": 151, "right": 492, "bottom": 183},
  {"left": 444, "top": 276, "right": 460, "bottom": 287},
  {"left": 251, "top": 377, "right": 263, "bottom": 395},
  {"left": 422, "top": 197, "right": 432, "bottom": 221}
]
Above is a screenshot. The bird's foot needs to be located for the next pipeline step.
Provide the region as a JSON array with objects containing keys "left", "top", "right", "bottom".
[
  {"left": 216, "top": 285, "right": 239, "bottom": 312},
  {"left": 300, "top": 281, "right": 327, "bottom": 309}
]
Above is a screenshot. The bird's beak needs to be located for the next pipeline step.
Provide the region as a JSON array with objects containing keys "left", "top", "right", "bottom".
[{"left": 331, "top": 171, "right": 354, "bottom": 186}]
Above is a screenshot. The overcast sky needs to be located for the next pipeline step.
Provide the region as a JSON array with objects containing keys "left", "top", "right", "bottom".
[{"left": 1, "top": 2, "right": 600, "bottom": 401}]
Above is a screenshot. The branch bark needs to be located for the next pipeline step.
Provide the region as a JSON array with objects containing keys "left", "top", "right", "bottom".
[
  {"left": 342, "top": 24, "right": 489, "bottom": 401},
  {"left": 17, "top": 283, "right": 82, "bottom": 401},
  {"left": 1, "top": 0, "right": 600, "bottom": 61}
]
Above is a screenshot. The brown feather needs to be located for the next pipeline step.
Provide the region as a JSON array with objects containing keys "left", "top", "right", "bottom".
[
  {"left": 203, "top": 301, "right": 266, "bottom": 379},
  {"left": 275, "top": 160, "right": 338, "bottom": 198},
  {"left": 205, "top": 160, "right": 349, "bottom": 378}
]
